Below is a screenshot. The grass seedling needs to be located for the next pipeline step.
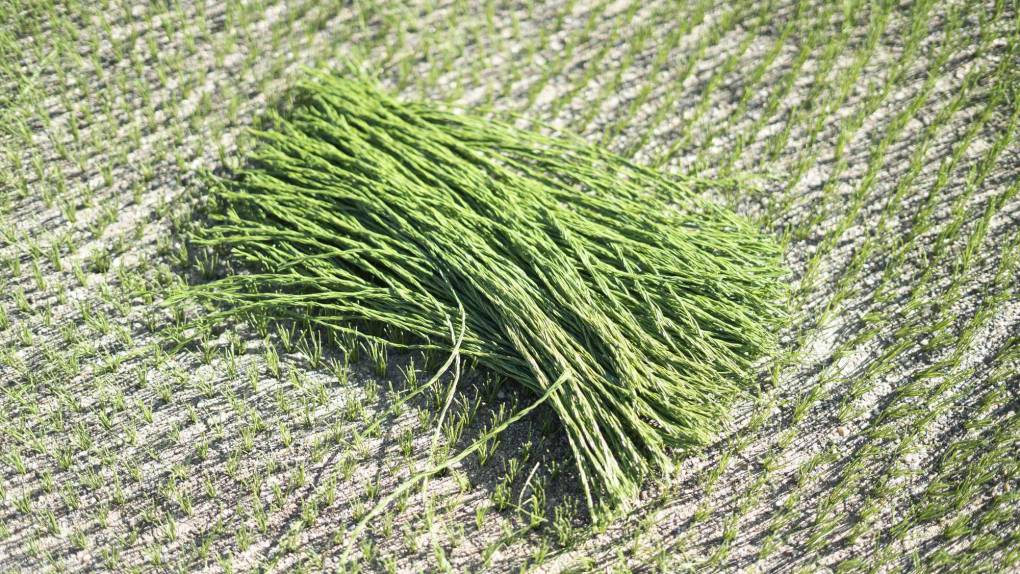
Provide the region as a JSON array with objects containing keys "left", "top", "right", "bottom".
[{"left": 183, "top": 72, "right": 787, "bottom": 510}]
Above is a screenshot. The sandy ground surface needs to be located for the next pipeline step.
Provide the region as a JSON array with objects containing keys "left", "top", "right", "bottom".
[{"left": 1, "top": 1, "right": 1018, "bottom": 572}]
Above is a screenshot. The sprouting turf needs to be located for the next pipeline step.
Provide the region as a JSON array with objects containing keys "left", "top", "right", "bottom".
[{"left": 1, "top": 1, "right": 1018, "bottom": 572}]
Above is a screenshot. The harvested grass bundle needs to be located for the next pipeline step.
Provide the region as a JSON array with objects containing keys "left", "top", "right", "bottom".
[{"left": 188, "top": 74, "right": 785, "bottom": 509}]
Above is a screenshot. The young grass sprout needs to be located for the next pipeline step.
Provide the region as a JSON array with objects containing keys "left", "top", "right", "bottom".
[{"left": 184, "top": 73, "right": 786, "bottom": 511}]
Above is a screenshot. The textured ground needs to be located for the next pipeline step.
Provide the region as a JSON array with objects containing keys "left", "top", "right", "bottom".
[{"left": 1, "top": 0, "right": 1018, "bottom": 572}]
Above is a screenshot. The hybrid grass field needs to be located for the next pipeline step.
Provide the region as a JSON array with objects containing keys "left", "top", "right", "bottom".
[{"left": 1, "top": 0, "right": 1019, "bottom": 572}]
